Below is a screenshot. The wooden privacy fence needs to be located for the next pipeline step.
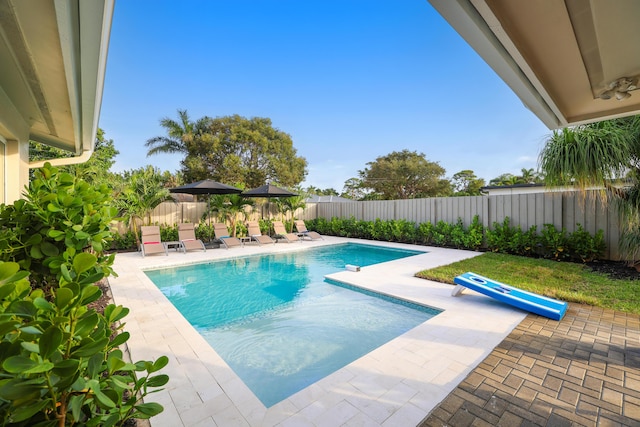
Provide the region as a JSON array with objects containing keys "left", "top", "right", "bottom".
[
  {"left": 145, "top": 191, "right": 621, "bottom": 259},
  {"left": 146, "top": 202, "right": 310, "bottom": 227}
]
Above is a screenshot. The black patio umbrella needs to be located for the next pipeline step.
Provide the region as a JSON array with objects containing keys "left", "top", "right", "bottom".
[
  {"left": 169, "top": 180, "right": 242, "bottom": 196},
  {"left": 169, "top": 180, "right": 242, "bottom": 242},
  {"left": 241, "top": 184, "right": 298, "bottom": 233}
]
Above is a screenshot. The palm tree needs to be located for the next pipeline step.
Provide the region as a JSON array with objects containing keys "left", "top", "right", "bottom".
[
  {"left": 277, "top": 195, "right": 307, "bottom": 232},
  {"left": 145, "top": 109, "right": 211, "bottom": 156},
  {"left": 489, "top": 173, "right": 517, "bottom": 186},
  {"left": 539, "top": 116, "right": 640, "bottom": 261},
  {"left": 207, "top": 194, "right": 255, "bottom": 237},
  {"left": 111, "top": 166, "right": 173, "bottom": 246},
  {"left": 520, "top": 168, "right": 543, "bottom": 184}
]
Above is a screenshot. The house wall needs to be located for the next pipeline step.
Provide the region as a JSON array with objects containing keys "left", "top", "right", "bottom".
[
  {"left": 0, "top": 139, "right": 4, "bottom": 202},
  {"left": 3, "top": 138, "right": 29, "bottom": 204}
]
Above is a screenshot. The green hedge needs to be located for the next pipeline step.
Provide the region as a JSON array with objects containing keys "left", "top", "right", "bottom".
[
  {"left": 109, "top": 215, "right": 606, "bottom": 263},
  {"left": 304, "top": 215, "right": 605, "bottom": 262}
]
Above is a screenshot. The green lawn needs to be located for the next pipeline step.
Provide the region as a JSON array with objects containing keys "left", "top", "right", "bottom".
[{"left": 415, "top": 252, "right": 640, "bottom": 314}]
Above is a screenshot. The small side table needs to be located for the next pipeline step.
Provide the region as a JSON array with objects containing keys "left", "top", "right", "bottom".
[{"left": 164, "top": 241, "right": 182, "bottom": 252}]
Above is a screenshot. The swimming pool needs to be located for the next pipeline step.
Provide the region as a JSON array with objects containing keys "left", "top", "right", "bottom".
[{"left": 145, "top": 243, "right": 442, "bottom": 407}]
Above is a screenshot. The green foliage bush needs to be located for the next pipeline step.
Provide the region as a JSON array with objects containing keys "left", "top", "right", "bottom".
[
  {"left": 0, "top": 260, "right": 167, "bottom": 426},
  {"left": 416, "top": 222, "right": 433, "bottom": 245},
  {"left": 485, "top": 218, "right": 604, "bottom": 262},
  {"left": 0, "top": 164, "right": 167, "bottom": 425},
  {"left": 431, "top": 221, "right": 453, "bottom": 247},
  {"left": 159, "top": 224, "right": 179, "bottom": 242},
  {"left": 258, "top": 219, "right": 272, "bottom": 236},
  {"left": 568, "top": 225, "right": 606, "bottom": 262},
  {"left": 110, "top": 231, "right": 137, "bottom": 252},
  {"left": 539, "top": 223, "right": 569, "bottom": 260},
  {"left": 305, "top": 215, "right": 605, "bottom": 262},
  {"left": 0, "top": 165, "right": 117, "bottom": 291},
  {"left": 464, "top": 215, "right": 484, "bottom": 250}
]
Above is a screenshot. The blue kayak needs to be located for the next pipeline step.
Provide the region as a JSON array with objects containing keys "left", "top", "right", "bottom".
[{"left": 453, "top": 272, "right": 568, "bottom": 321}]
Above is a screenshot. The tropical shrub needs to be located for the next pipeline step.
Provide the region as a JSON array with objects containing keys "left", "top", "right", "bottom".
[
  {"left": 0, "top": 260, "right": 167, "bottom": 426},
  {"left": 0, "top": 164, "right": 117, "bottom": 291},
  {"left": 196, "top": 222, "right": 215, "bottom": 243},
  {"left": 305, "top": 215, "right": 605, "bottom": 262},
  {"left": 391, "top": 220, "right": 418, "bottom": 243},
  {"left": 159, "top": 224, "right": 179, "bottom": 242},
  {"left": 258, "top": 219, "right": 272, "bottom": 236},
  {"left": 108, "top": 214, "right": 608, "bottom": 263},
  {"left": 416, "top": 222, "right": 434, "bottom": 245},
  {"left": 539, "top": 223, "right": 569, "bottom": 260},
  {"left": 371, "top": 219, "right": 392, "bottom": 241},
  {"left": 110, "top": 166, "right": 172, "bottom": 247},
  {"left": 450, "top": 219, "right": 467, "bottom": 248},
  {"left": 353, "top": 219, "right": 374, "bottom": 239},
  {"left": 431, "top": 221, "right": 453, "bottom": 247},
  {"left": 464, "top": 215, "right": 484, "bottom": 250},
  {"left": 486, "top": 217, "right": 517, "bottom": 253},
  {"left": 567, "top": 224, "right": 606, "bottom": 262},
  {"left": 0, "top": 163, "right": 168, "bottom": 425},
  {"left": 109, "top": 230, "right": 137, "bottom": 252}
]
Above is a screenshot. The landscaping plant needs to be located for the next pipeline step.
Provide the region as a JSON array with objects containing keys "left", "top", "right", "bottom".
[
  {"left": 0, "top": 163, "right": 168, "bottom": 426},
  {"left": 304, "top": 216, "right": 605, "bottom": 262}
]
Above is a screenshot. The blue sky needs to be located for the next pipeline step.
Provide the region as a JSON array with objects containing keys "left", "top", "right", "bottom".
[{"left": 99, "top": 0, "right": 551, "bottom": 191}]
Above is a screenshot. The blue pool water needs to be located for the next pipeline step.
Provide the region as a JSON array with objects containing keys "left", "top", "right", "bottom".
[{"left": 145, "top": 243, "right": 441, "bottom": 407}]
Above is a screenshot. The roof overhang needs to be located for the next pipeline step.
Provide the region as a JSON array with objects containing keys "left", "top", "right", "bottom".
[
  {"left": 0, "top": 0, "right": 114, "bottom": 155},
  {"left": 428, "top": 0, "right": 640, "bottom": 129}
]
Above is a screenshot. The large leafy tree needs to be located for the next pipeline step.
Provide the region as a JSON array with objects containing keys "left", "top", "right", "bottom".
[
  {"left": 341, "top": 177, "right": 369, "bottom": 200},
  {"left": 451, "top": 170, "right": 485, "bottom": 196},
  {"left": 539, "top": 116, "right": 640, "bottom": 261},
  {"left": 29, "top": 128, "right": 119, "bottom": 182},
  {"left": 147, "top": 112, "right": 308, "bottom": 188},
  {"left": 186, "top": 115, "right": 307, "bottom": 187},
  {"left": 358, "top": 150, "right": 451, "bottom": 199}
]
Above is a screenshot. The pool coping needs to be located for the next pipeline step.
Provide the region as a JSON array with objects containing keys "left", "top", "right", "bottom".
[{"left": 109, "top": 237, "right": 527, "bottom": 426}]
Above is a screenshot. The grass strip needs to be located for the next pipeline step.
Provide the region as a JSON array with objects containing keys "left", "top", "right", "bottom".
[{"left": 415, "top": 252, "right": 640, "bottom": 314}]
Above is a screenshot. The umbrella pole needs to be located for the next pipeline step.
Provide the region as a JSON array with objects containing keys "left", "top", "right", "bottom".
[
  {"left": 208, "top": 195, "right": 212, "bottom": 244},
  {"left": 268, "top": 200, "right": 272, "bottom": 236}
]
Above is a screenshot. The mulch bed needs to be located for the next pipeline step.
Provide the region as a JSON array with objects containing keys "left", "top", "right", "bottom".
[
  {"left": 586, "top": 260, "right": 640, "bottom": 280},
  {"left": 87, "top": 279, "right": 112, "bottom": 313}
]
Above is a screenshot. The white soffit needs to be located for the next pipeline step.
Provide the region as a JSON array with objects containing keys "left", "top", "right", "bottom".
[
  {"left": 427, "top": 0, "right": 640, "bottom": 129},
  {"left": 0, "top": 0, "right": 114, "bottom": 155}
]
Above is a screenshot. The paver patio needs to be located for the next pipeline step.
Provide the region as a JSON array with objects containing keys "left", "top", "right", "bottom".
[
  {"left": 419, "top": 304, "right": 640, "bottom": 427},
  {"left": 109, "top": 238, "right": 527, "bottom": 426},
  {"left": 110, "top": 239, "right": 640, "bottom": 426}
]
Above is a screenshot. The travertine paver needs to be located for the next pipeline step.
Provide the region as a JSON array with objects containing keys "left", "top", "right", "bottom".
[
  {"left": 108, "top": 237, "right": 528, "bottom": 426},
  {"left": 419, "top": 304, "right": 640, "bottom": 427}
]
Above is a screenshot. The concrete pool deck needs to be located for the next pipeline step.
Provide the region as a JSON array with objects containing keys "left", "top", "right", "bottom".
[{"left": 109, "top": 237, "right": 527, "bottom": 426}]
